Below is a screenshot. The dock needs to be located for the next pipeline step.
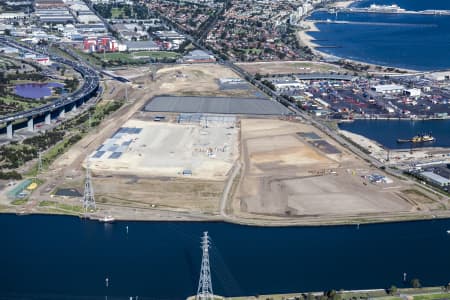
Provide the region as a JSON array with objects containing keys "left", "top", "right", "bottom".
[{"left": 322, "top": 7, "right": 450, "bottom": 16}]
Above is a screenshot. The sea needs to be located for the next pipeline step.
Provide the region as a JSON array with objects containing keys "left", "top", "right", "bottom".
[
  {"left": 1, "top": 214, "right": 450, "bottom": 299},
  {"left": 307, "top": 0, "right": 450, "bottom": 70},
  {"left": 339, "top": 119, "right": 450, "bottom": 149}
]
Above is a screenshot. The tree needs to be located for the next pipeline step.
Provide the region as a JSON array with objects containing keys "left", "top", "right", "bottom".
[
  {"left": 388, "top": 285, "right": 397, "bottom": 295},
  {"left": 254, "top": 72, "right": 262, "bottom": 80},
  {"left": 411, "top": 278, "right": 421, "bottom": 289}
]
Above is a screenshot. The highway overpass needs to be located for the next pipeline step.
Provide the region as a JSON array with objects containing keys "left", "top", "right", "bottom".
[{"left": 0, "top": 37, "right": 100, "bottom": 138}]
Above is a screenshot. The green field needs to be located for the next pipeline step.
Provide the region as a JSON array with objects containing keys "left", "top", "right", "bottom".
[
  {"left": 243, "top": 48, "right": 262, "bottom": 55},
  {"left": 92, "top": 51, "right": 180, "bottom": 65},
  {"left": 39, "top": 200, "right": 83, "bottom": 213},
  {"left": 132, "top": 51, "right": 180, "bottom": 59},
  {"left": 111, "top": 7, "right": 124, "bottom": 18},
  {"left": 413, "top": 293, "right": 450, "bottom": 300}
]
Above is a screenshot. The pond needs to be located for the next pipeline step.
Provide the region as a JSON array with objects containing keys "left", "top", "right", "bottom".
[{"left": 14, "top": 82, "right": 64, "bottom": 99}]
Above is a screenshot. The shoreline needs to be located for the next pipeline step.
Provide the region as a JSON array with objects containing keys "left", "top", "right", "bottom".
[
  {"left": 3, "top": 208, "right": 450, "bottom": 227},
  {"left": 345, "top": 116, "right": 450, "bottom": 121},
  {"left": 223, "top": 286, "right": 450, "bottom": 300},
  {"left": 297, "top": 1, "right": 450, "bottom": 74}
]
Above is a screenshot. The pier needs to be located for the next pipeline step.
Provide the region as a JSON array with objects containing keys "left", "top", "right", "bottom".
[
  {"left": 323, "top": 7, "right": 450, "bottom": 16},
  {"left": 308, "top": 20, "right": 437, "bottom": 27}
]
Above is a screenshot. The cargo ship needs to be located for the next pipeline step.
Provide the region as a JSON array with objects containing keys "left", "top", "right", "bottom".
[{"left": 397, "top": 134, "right": 435, "bottom": 143}]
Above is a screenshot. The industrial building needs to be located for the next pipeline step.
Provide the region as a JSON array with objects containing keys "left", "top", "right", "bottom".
[
  {"left": 404, "top": 88, "right": 421, "bottom": 97},
  {"left": 420, "top": 171, "right": 450, "bottom": 187},
  {"left": 144, "top": 96, "right": 291, "bottom": 115},
  {"left": 83, "top": 36, "right": 124, "bottom": 53},
  {"left": 371, "top": 84, "right": 405, "bottom": 94},
  {"left": 34, "top": 8, "right": 75, "bottom": 24},
  {"left": 125, "top": 40, "right": 159, "bottom": 52},
  {"left": 183, "top": 50, "right": 215, "bottom": 63}
]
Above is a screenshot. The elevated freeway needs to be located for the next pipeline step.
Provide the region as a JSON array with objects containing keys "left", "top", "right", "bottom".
[{"left": 0, "top": 37, "right": 100, "bottom": 138}]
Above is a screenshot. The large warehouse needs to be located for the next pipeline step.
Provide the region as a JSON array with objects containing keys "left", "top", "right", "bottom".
[{"left": 144, "top": 96, "right": 291, "bottom": 115}]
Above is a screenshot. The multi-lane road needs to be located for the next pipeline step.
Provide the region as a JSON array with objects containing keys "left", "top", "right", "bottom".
[{"left": 0, "top": 37, "right": 100, "bottom": 125}]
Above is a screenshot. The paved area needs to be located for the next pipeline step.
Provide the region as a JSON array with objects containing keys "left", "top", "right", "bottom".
[
  {"left": 90, "top": 118, "right": 238, "bottom": 180},
  {"left": 144, "top": 96, "right": 291, "bottom": 115}
]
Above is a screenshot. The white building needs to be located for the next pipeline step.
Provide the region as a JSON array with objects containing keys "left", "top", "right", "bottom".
[
  {"left": 371, "top": 84, "right": 404, "bottom": 94},
  {"left": 404, "top": 88, "right": 421, "bottom": 97},
  {"left": 420, "top": 171, "right": 450, "bottom": 187}
]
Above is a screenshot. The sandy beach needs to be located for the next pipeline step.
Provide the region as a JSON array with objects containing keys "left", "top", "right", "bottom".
[{"left": 333, "top": 0, "right": 356, "bottom": 8}]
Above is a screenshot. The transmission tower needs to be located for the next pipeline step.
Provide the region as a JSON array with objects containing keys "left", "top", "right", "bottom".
[
  {"left": 196, "top": 232, "right": 214, "bottom": 300},
  {"left": 37, "top": 151, "right": 43, "bottom": 174},
  {"left": 83, "top": 160, "right": 96, "bottom": 212}
]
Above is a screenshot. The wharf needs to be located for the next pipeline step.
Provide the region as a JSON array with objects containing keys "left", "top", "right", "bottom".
[{"left": 323, "top": 7, "right": 450, "bottom": 16}]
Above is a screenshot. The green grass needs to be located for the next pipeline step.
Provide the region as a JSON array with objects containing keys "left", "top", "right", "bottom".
[
  {"left": 413, "top": 293, "right": 450, "bottom": 300},
  {"left": 132, "top": 51, "right": 180, "bottom": 59},
  {"left": 11, "top": 198, "right": 28, "bottom": 205},
  {"left": 0, "top": 94, "right": 43, "bottom": 110},
  {"left": 96, "top": 52, "right": 138, "bottom": 63},
  {"left": 39, "top": 200, "right": 56, "bottom": 207},
  {"left": 243, "top": 48, "right": 262, "bottom": 55},
  {"left": 57, "top": 203, "right": 83, "bottom": 213},
  {"left": 92, "top": 51, "right": 180, "bottom": 65},
  {"left": 73, "top": 48, "right": 103, "bottom": 67},
  {"left": 39, "top": 200, "right": 83, "bottom": 213},
  {"left": 111, "top": 7, "right": 124, "bottom": 18}
]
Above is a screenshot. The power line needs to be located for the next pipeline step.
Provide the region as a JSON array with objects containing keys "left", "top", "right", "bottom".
[
  {"left": 196, "top": 232, "right": 214, "bottom": 300},
  {"left": 83, "top": 159, "right": 96, "bottom": 213},
  {"left": 37, "top": 151, "right": 43, "bottom": 174}
]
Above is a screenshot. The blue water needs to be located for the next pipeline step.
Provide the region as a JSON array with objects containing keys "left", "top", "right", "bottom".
[
  {"left": 339, "top": 119, "right": 450, "bottom": 149},
  {"left": 14, "top": 82, "right": 63, "bottom": 99},
  {"left": 354, "top": 0, "right": 450, "bottom": 11},
  {"left": 1, "top": 214, "right": 450, "bottom": 299},
  {"left": 308, "top": 0, "right": 450, "bottom": 70}
]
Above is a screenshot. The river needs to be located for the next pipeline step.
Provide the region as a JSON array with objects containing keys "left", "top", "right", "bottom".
[{"left": 1, "top": 214, "right": 450, "bottom": 299}]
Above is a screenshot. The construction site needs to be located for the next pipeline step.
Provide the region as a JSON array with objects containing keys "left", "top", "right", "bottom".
[
  {"left": 90, "top": 116, "right": 238, "bottom": 180},
  {"left": 1, "top": 62, "right": 447, "bottom": 225},
  {"left": 231, "top": 119, "right": 423, "bottom": 222}
]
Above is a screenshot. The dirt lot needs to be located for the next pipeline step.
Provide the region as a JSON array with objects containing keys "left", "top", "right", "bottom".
[
  {"left": 236, "top": 61, "right": 342, "bottom": 75},
  {"left": 27, "top": 63, "right": 247, "bottom": 218},
  {"left": 232, "top": 119, "right": 438, "bottom": 220},
  {"left": 116, "top": 63, "right": 261, "bottom": 98}
]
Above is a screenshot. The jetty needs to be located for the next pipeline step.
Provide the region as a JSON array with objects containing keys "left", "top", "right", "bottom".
[
  {"left": 308, "top": 20, "right": 436, "bottom": 27},
  {"left": 322, "top": 7, "right": 450, "bottom": 16}
]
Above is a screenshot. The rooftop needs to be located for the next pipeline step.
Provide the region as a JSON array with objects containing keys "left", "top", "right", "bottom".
[
  {"left": 421, "top": 171, "right": 450, "bottom": 185},
  {"left": 144, "top": 96, "right": 291, "bottom": 115}
]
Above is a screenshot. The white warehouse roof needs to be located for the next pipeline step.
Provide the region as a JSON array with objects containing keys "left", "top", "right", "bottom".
[{"left": 421, "top": 171, "right": 450, "bottom": 186}]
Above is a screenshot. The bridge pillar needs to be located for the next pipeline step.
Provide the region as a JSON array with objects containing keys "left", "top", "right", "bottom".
[
  {"left": 71, "top": 104, "right": 77, "bottom": 112},
  {"left": 6, "top": 122, "right": 13, "bottom": 139},
  {"left": 27, "top": 117, "right": 34, "bottom": 132},
  {"left": 59, "top": 108, "right": 65, "bottom": 118},
  {"left": 45, "top": 113, "right": 51, "bottom": 125}
]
